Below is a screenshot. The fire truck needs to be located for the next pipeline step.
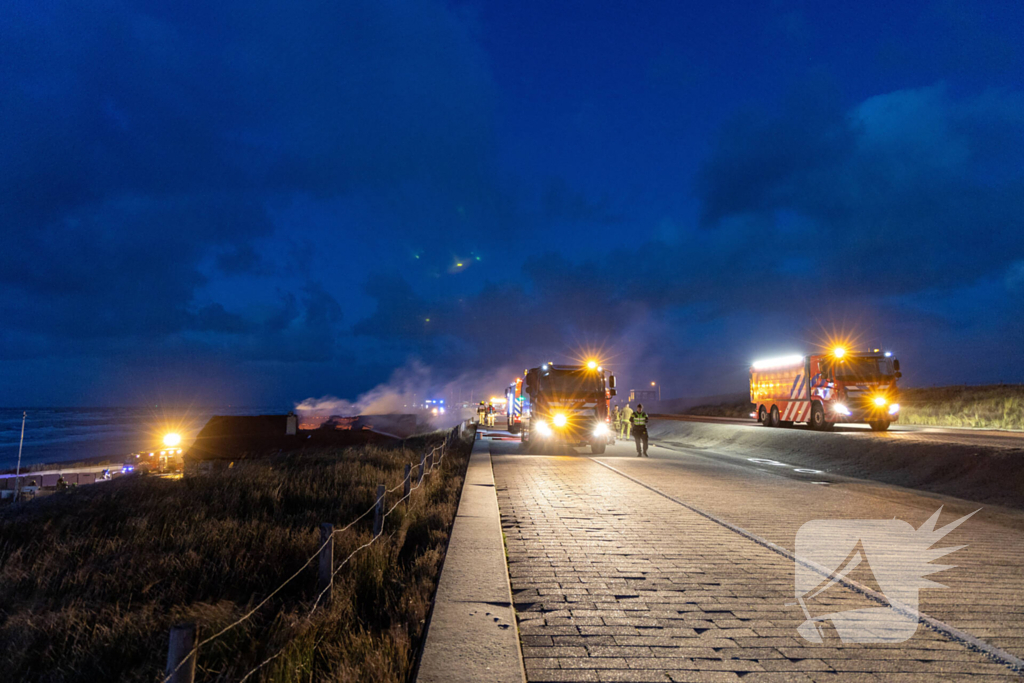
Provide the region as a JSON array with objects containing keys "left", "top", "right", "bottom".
[
  {"left": 750, "top": 347, "right": 902, "bottom": 431},
  {"left": 505, "top": 377, "right": 523, "bottom": 434},
  {"left": 519, "top": 361, "right": 616, "bottom": 453}
]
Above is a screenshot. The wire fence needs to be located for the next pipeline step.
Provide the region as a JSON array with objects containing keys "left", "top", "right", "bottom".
[{"left": 162, "top": 422, "right": 470, "bottom": 683}]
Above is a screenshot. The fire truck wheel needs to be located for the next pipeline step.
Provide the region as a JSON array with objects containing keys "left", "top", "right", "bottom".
[
  {"left": 809, "top": 401, "right": 826, "bottom": 430},
  {"left": 758, "top": 406, "right": 768, "bottom": 425},
  {"left": 508, "top": 422, "right": 520, "bottom": 434},
  {"left": 768, "top": 406, "right": 781, "bottom": 427},
  {"left": 591, "top": 441, "right": 606, "bottom": 455},
  {"left": 869, "top": 420, "right": 891, "bottom": 432}
]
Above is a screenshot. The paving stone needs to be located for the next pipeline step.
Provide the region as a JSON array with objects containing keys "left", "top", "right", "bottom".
[{"left": 491, "top": 448, "right": 1022, "bottom": 682}]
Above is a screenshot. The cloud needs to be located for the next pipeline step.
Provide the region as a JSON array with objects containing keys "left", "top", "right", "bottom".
[
  {"left": 0, "top": 0, "right": 496, "bottom": 369},
  {"left": 345, "top": 84, "right": 1024, "bottom": 395},
  {"left": 695, "top": 84, "right": 1024, "bottom": 296}
]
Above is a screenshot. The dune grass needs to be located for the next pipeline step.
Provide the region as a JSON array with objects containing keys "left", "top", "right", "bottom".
[
  {"left": 684, "top": 384, "right": 1024, "bottom": 431},
  {"left": 899, "top": 384, "right": 1024, "bottom": 430},
  {"left": 0, "top": 430, "right": 472, "bottom": 682},
  {"left": 685, "top": 401, "right": 754, "bottom": 419}
]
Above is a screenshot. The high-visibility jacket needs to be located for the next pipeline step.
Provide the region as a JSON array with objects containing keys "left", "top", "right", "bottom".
[{"left": 630, "top": 411, "right": 649, "bottom": 428}]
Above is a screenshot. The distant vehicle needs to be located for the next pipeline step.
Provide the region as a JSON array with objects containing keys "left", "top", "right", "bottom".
[
  {"left": 750, "top": 347, "right": 902, "bottom": 431},
  {"left": 519, "top": 361, "right": 616, "bottom": 453},
  {"left": 121, "top": 463, "right": 135, "bottom": 474}
]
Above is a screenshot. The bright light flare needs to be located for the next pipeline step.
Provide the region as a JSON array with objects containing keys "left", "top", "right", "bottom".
[
  {"left": 163, "top": 433, "right": 182, "bottom": 447},
  {"left": 552, "top": 413, "right": 568, "bottom": 427},
  {"left": 587, "top": 360, "right": 598, "bottom": 369},
  {"left": 833, "top": 347, "right": 847, "bottom": 358},
  {"left": 751, "top": 354, "right": 804, "bottom": 370},
  {"left": 873, "top": 396, "right": 887, "bottom": 406},
  {"left": 593, "top": 423, "right": 608, "bottom": 437},
  {"left": 832, "top": 403, "right": 851, "bottom": 416}
]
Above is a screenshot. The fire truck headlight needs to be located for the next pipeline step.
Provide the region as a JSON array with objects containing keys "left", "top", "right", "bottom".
[
  {"left": 593, "top": 423, "right": 608, "bottom": 437},
  {"left": 534, "top": 420, "right": 551, "bottom": 436},
  {"left": 587, "top": 360, "right": 597, "bottom": 369},
  {"left": 888, "top": 403, "right": 900, "bottom": 415},
  {"left": 833, "top": 403, "right": 851, "bottom": 416},
  {"left": 873, "top": 396, "right": 887, "bottom": 407},
  {"left": 553, "top": 413, "right": 568, "bottom": 428},
  {"left": 833, "top": 347, "right": 846, "bottom": 358}
]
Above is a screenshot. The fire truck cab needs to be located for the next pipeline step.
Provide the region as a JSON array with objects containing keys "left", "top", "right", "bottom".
[
  {"left": 750, "top": 348, "right": 902, "bottom": 432},
  {"left": 519, "top": 361, "right": 616, "bottom": 453}
]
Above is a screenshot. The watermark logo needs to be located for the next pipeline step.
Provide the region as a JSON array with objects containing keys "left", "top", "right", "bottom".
[{"left": 793, "top": 507, "right": 978, "bottom": 644}]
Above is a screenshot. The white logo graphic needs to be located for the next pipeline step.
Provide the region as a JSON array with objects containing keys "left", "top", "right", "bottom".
[{"left": 793, "top": 507, "right": 978, "bottom": 644}]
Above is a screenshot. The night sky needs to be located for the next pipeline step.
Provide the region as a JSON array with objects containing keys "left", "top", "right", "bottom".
[{"left": 3, "top": 0, "right": 1023, "bottom": 407}]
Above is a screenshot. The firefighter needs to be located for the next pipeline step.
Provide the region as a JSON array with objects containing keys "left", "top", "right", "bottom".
[
  {"left": 477, "top": 402, "right": 486, "bottom": 424},
  {"left": 612, "top": 406, "right": 622, "bottom": 439},
  {"left": 630, "top": 403, "right": 649, "bottom": 457},
  {"left": 620, "top": 403, "right": 633, "bottom": 438}
]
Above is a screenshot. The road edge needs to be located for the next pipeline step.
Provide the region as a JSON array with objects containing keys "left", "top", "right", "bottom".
[{"left": 416, "top": 439, "right": 526, "bottom": 683}]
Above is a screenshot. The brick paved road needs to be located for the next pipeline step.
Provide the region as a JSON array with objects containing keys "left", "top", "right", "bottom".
[
  {"left": 599, "top": 444, "right": 1024, "bottom": 660},
  {"left": 488, "top": 434, "right": 1023, "bottom": 682}
]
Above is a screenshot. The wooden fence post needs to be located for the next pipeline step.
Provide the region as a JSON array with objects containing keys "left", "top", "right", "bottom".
[
  {"left": 165, "top": 623, "right": 197, "bottom": 683},
  {"left": 419, "top": 452, "right": 427, "bottom": 484},
  {"left": 372, "top": 484, "right": 385, "bottom": 537},
  {"left": 426, "top": 452, "right": 433, "bottom": 473},
  {"left": 403, "top": 463, "right": 411, "bottom": 502},
  {"left": 317, "top": 523, "right": 334, "bottom": 605}
]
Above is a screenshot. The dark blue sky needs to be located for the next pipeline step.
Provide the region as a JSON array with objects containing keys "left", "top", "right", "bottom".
[{"left": 2, "top": 0, "right": 1023, "bottom": 407}]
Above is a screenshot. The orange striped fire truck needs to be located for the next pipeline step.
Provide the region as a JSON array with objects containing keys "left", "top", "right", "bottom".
[{"left": 750, "top": 347, "right": 902, "bottom": 431}]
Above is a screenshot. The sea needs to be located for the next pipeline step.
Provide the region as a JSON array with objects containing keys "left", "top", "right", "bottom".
[{"left": 0, "top": 406, "right": 286, "bottom": 470}]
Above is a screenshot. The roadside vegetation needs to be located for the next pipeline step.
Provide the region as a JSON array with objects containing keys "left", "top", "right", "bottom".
[
  {"left": 685, "top": 384, "right": 1024, "bottom": 431},
  {"left": 0, "top": 430, "right": 473, "bottom": 683},
  {"left": 899, "top": 384, "right": 1024, "bottom": 430},
  {"left": 686, "top": 400, "right": 754, "bottom": 419}
]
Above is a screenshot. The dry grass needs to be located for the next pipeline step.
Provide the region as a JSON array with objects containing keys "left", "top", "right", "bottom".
[
  {"left": 0, "top": 430, "right": 473, "bottom": 683},
  {"left": 899, "top": 384, "right": 1024, "bottom": 430},
  {"left": 685, "top": 401, "right": 754, "bottom": 419}
]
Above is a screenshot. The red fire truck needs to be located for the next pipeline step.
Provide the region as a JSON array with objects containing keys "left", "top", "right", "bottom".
[
  {"left": 750, "top": 347, "right": 902, "bottom": 431},
  {"left": 519, "top": 361, "right": 616, "bottom": 453}
]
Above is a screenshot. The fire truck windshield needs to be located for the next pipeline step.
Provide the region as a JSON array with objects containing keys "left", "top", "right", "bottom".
[
  {"left": 834, "top": 357, "right": 895, "bottom": 380},
  {"left": 540, "top": 370, "right": 605, "bottom": 395}
]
